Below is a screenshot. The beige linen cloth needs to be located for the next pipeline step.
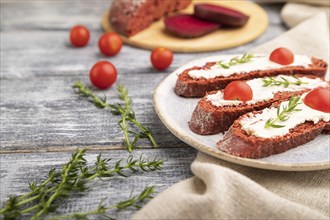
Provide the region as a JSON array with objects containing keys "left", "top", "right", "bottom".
[{"left": 133, "top": 2, "right": 330, "bottom": 219}]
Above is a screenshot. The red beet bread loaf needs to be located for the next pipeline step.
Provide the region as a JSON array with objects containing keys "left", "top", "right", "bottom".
[
  {"left": 217, "top": 94, "right": 330, "bottom": 159},
  {"left": 189, "top": 75, "right": 329, "bottom": 135},
  {"left": 175, "top": 56, "right": 327, "bottom": 98},
  {"left": 109, "top": 0, "right": 192, "bottom": 36}
]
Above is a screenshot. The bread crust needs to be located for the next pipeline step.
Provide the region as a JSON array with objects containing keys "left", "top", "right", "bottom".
[
  {"left": 109, "top": 0, "right": 192, "bottom": 36},
  {"left": 217, "top": 115, "right": 330, "bottom": 159},
  {"left": 189, "top": 90, "right": 309, "bottom": 135},
  {"left": 175, "top": 57, "right": 327, "bottom": 97}
]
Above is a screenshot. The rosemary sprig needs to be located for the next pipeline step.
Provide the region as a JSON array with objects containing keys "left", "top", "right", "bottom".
[
  {"left": 217, "top": 53, "right": 254, "bottom": 69},
  {"left": 0, "top": 149, "right": 163, "bottom": 219},
  {"left": 264, "top": 96, "right": 302, "bottom": 128},
  {"left": 72, "top": 81, "right": 157, "bottom": 152},
  {"left": 49, "top": 186, "right": 155, "bottom": 220},
  {"left": 262, "top": 76, "right": 308, "bottom": 88}
]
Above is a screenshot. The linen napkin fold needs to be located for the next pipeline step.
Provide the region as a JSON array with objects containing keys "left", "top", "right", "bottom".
[
  {"left": 132, "top": 4, "right": 330, "bottom": 220},
  {"left": 281, "top": 3, "right": 329, "bottom": 28},
  {"left": 255, "top": 0, "right": 329, "bottom": 6}
]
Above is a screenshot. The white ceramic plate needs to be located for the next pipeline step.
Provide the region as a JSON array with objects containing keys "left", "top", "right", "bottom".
[{"left": 153, "top": 55, "right": 330, "bottom": 171}]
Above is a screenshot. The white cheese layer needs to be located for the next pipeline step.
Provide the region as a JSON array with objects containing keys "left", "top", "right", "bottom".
[
  {"left": 188, "top": 55, "right": 312, "bottom": 79},
  {"left": 206, "top": 75, "right": 328, "bottom": 107},
  {"left": 239, "top": 95, "right": 330, "bottom": 138}
]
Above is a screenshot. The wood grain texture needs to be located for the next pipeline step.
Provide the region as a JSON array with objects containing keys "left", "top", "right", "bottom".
[
  {"left": 0, "top": 1, "right": 286, "bottom": 219},
  {"left": 0, "top": 148, "right": 197, "bottom": 219},
  {"left": 1, "top": 0, "right": 111, "bottom": 32},
  {"left": 0, "top": 74, "right": 190, "bottom": 152}
]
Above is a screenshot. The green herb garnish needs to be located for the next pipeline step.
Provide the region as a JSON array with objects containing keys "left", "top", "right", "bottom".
[
  {"left": 217, "top": 53, "right": 254, "bottom": 69},
  {"left": 264, "top": 96, "right": 302, "bottom": 129},
  {"left": 262, "top": 76, "right": 308, "bottom": 88},
  {"left": 0, "top": 149, "right": 163, "bottom": 219},
  {"left": 49, "top": 186, "right": 155, "bottom": 220},
  {"left": 72, "top": 81, "right": 157, "bottom": 152}
]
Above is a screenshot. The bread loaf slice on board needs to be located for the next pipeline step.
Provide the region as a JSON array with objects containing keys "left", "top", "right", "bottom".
[{"left": 109, "top": 0, "right": 192, "bottom": 37}]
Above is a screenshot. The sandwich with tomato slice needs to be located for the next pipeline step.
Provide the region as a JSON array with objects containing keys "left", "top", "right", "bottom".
[
  {"left": 175, "top": 47, "right": 327, "bottom": 97},
  {"left": 217, "top": 87, "right": 330, "bottom": 158}
]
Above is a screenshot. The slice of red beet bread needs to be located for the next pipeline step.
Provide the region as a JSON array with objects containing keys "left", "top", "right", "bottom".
[
  {"left": 217, "top": 112, "right": 330, "bottom": 159},
  {"left": 109, "top": 0, "right": 192, "bottom": 37},
  {"left": 175, "top": 57, "right": 327, "bottom": 97},
  {"left": 189, "top": 75, "right": 329, "bottom": 135},
  {"left": 190, "top": 89, "right": 311, "bottom": 135}
]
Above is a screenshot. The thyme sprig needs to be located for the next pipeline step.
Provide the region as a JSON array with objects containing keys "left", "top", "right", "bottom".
[
  {"left": 72, "top": 81, "right": 157, "bottom": 152},
  {"left": 0, "top": 149, "right": 88, "bottom": 219},
  {"left": 262, "top": 76, "right": 308, "bottom": 88},
  {"left": 85, "top": 154, "right": 163, "bottom": 179},
  {"left": 0, "top": 149, "right": 163, "bottom": 219},
  {"left": 264, "top": 96, "right": 302, "bottom": 128},
  {"left": 49, "top": 186, "right": 155, "bottom": 220},
  {"left": 217, "top": 53, "right": 254, "bottom": 69}
]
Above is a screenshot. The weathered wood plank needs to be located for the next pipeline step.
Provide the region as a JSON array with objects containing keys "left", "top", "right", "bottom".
[
  {"left": 0, "top": 74, "right": 192, "bottom": 152},
  {"left": 0, "top": 148, "right": 197, "bottom": 219},
  {"left": 1, "top": 25, "right": 286, "bottom": 80},
  {"left": 0, "top": 33, "right": 184, "bottom": 81},
  {"left": 1, "top": 0, "right": 110, "bottom": 32}
]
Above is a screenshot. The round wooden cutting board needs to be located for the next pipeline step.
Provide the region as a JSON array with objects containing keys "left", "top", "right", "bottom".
[{"left": 102, "top": 0, "right": 269, "bottom": 52}]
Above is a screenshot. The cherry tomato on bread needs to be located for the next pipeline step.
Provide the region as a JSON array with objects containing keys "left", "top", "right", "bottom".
[
  {"left": 150, "top": 47, "right": 173, "bottom": 70},
  {"left": 223, "top": 81, "right": 253, "bottom": 102},
  {"left": 70, "top": 25, "right": 90, "bottom": 47},
  {"left": 89, "top": 61, "right": 117, "bottom": 90},
  {"left": 269, "top": 47, "right": 294, "bottom": 65},
  {"left": 304, "top": 87, "right": 330, "bottom": 113},
  {"left": 98, "top": 32, "right": 123, "bottom": 56}
]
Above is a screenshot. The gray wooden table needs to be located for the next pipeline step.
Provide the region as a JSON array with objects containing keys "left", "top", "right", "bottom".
[{"left": 0, "top": 1, "right": 286, "bottom": 219}]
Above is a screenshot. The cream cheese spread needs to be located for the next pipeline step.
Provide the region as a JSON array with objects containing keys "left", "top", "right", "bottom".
[
  {"left": 239, "top": 94, "right": 330, "bottom": 138},
  {"left": 188, "top": 55, "right": 312, "bottom": 79},
  {"left": 206, "top": 75, "right": 328, "bottom": 107}
]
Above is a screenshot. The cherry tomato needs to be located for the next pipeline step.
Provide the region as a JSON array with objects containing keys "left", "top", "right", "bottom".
[
  {"left": 303, "top": 87, "right": 330, "bottom": 113},
  {"left": 150, "top": 47, "right": 173, "bottom": 70},
  {"left": 269, "top": 47, "right": 294, "bottom": 65},
  {"left": 223, "top": 81, "right": 253, "bottom": 102},
  {"left": 89, "top": 61, "right": 117, "bottom": 89},
  {"left": 98, "top": 32, "right": 123, "bottom": 56},
  {"left": 70, "top": 25, "right": 90, "bottom": 47}
]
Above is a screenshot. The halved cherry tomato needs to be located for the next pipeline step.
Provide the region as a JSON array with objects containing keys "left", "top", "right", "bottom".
[
  {"left": 89, "top": 61, "right": 117, "bottom": 90},
  {"left": 70, "top": 25, "right": 90, "bottom": 47},
  {"left": 98, "top": 32, "right": 123, "bottom": 56},
  {"left": 223, "top": 81, "right": 253, "bottom": 102},
  {"left": 150, "top": 47, "right": 173, "bottom": 70},
  {"left": 269, "top": 47, "right": 294, "bottom": 65},
  {"left": 304, "top": 87, "right": 330, "bottom": 113}
]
